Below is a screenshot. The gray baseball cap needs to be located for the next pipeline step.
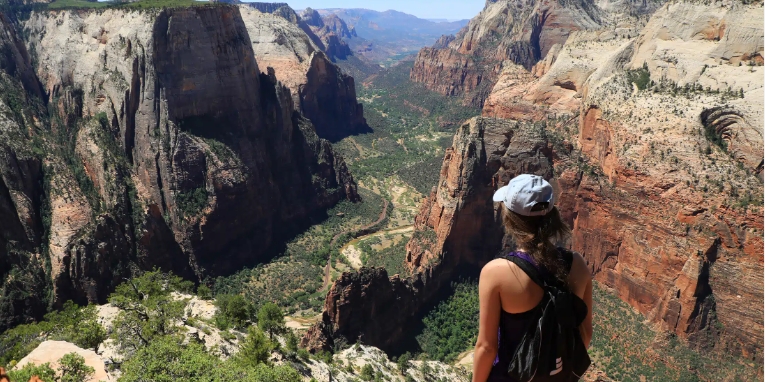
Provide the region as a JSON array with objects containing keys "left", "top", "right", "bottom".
[{"left": 492, "top": 174, "right": 554, "bottom": 216}]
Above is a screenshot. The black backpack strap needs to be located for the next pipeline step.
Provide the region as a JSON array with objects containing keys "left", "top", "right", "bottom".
[{"left": 501, "top": 254, "right": 547, "bottom": 288}]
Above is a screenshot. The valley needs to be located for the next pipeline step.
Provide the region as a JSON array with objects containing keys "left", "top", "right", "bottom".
[{"left": 0, "top": 0, "right": 762, "bottom": 381}]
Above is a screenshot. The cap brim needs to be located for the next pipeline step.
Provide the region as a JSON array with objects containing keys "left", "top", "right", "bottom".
[{"left": 492, "top": 185, "right": 508, "bottom": 202}]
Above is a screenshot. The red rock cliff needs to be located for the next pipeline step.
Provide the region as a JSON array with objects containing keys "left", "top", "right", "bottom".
[{"left": 409, "top": 0, "right": 601, "bottom": 107}]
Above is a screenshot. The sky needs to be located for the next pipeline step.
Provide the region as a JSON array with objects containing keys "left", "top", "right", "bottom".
[{"left": 269, "top": 0, "right": 485, "bottom": 20}]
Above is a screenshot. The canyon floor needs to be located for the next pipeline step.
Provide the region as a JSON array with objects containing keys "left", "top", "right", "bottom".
[{"left": 216, "top": 61, "right": 762, "bottom": 381}]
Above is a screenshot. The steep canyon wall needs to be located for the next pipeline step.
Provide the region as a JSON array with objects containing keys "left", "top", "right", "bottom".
[
  {"left": 306, "top": 0, "right": 764, "bottom": 361},
  {"left": 0, "top": 4, "right": 359, "bottom": 331}
]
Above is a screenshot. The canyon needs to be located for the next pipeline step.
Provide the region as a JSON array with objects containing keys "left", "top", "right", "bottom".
[
  {"left": 0, "top": 0, "right": 762, "bottom": 380},
  {"left": 305, "top": 0, "right": 764, "bottom": 365},
  {"left": 0, "top": 4, "right": 363, "bottom": 331}
]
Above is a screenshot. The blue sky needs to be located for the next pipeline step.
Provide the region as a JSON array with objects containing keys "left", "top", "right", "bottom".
[{"left": 270, "top": 0, "right": 484, "bottom": 20}]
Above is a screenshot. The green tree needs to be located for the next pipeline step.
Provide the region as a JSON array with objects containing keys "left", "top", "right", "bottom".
[
  {"left": 108, "top": 270, "right": 190, "bottom": 353},
  {"left": 0, "top": 321, "right": 53, "bottom": 365},
  {"left": 196, "top": 284, "right": 212, "bottom": 300},
  {"left": 257, "top": 302, "right": 285, "bottom": 340},
  {"left": 7, "top": 363, "right": 56, "bottom": 382},
  {"left": 46, "top": 301, "right": 106, "bottom": 350},
  {"left": 285, "top": 330, "right": 299, "bottom": 353},
  {"left": 417, "top": 280, "right": 479, "bottom": 362},
  {"left": 236, "top": 326, "right": 272, "bottom": 367},
  {"left": 120, "top": 335, "right": 219, "bottom": 382},
  {"left": 397, "top": 351, "right": 412, "bottom": 375},
  {"left": 0, "top": 302, "right": 105, "bottom": 365},
  {"left": 214, "top": 294, "right": 253, "bottom": 330},
  {"left": 58, "top": 352, "right": 95, "bottom": 382},
  {"left": 360, "top": 364, "right": 375, "bottom": 381}
]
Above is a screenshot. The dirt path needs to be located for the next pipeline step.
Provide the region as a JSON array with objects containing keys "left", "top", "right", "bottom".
[{"left": 323, "top": 191, "right": 390, "bottom": 289}]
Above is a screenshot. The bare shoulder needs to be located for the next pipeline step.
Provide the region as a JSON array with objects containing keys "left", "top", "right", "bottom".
[
  {"left": 481, "top": 258, "right": 515, "bottom": 280},
  {"left": 569, "top": 251, "right": 590, "bottom": 279},
  {"left": 566, "top": 251, "right": 591, "bottom": 294}
]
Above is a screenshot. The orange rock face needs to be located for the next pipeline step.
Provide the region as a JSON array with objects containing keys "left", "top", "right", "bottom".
[{"left": 410, "top": 0, "right": 601, "bottom": 107}]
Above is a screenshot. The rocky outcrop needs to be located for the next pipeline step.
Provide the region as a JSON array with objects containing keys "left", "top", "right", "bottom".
[
  {"left": 308, "top": 0, "right": 764, "bottom": 361},
  {"left": 240, "top": 5, "right": 367, "bottom": 141},
  {"left": 301, "top": 10, "right": 355, "bottom": 60},
  {"left": 410, "top": 0, "right": 601, "bottom": 107},
  {"left": 15, "top": 340, "right": 112, "bottom": 381},
  {"left": 245, "top": 2, "right": 289, "bottom": 14},
  {"left": 303, "top": 117, "right": 555, "bottom": 351},
  {"left": 0, "top": 4, "right": 359, "bottom": 330}
]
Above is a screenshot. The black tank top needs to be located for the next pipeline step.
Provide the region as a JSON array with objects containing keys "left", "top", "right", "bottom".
[{"left": 487, "top": 250, "right": 574, "bottom": 382}]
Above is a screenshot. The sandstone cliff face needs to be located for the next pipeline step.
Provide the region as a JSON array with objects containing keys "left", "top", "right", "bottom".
[
  {"left": 239, "top": 5, "right": 367, "bottom": 141},
  {"left": 303, "top": 117, "right": 555, "bottom": 352},
  {"left": 301, "top": 9, "right": 356, "bottom": 60},
  {"left": 483, "top": 0, "right": 764, "bottom": 358},
  {"left": 410, "top": 0, "right": 601, "bottom": 107},
  {"left": 0, "top": 5, "right": 359, "bottom": 331},
  {"left": 0, "top": 11, "right": 49, "bottom": 331},
  {"left": 308, "top": 0, "right": 764, "bottom": 360}
]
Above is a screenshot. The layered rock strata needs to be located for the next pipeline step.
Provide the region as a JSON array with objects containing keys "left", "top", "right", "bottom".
[
  {"left": 303, "top": 117, "right": 555, "bottom": 352},
  {"left": 240, "top": 5, "right": 367, "bottom": 141},
  {"left": 307, "top": 0, "right": 764, "bottom": 361},
  {"left": 410, "top": 0, "right": 601, "bottom": 107},
  {"left": 0, "top": 4, "right": 358, "bottom": 331}
]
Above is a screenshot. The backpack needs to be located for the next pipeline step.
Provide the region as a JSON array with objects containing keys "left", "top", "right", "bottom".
[{"left": 500, "top": 251, "right": 591, "bottom": 382}]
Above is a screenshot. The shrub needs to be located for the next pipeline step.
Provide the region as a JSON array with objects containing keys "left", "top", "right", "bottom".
[
  {"left": 237, "top": 327, "right": 272, "bottom": 367},
  {"left": 214, "top": 294, "right": 253, "bottom": 330},
  {"left": 196, "top": 284, "right": 212, "bottom": 300},
  {"left": 257, "top": 302, "right": 286, "bottom": 340},
  {"left": 58, "top": 352, "right": 95, "bottom": 382},
  {"left": 7, "top": 362, "right": 56, "bottom": 382},
  {"left": 108, "top": 270, "right": 190, "bottom": 352},
  {"left": 360, "top": 364, "right": 375, "bottom": 381}
]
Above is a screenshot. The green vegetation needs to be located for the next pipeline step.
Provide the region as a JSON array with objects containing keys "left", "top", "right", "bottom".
[
  {"left": 236, "top": 326, "right": 273, "bottom": 367},
  {"left": 7, "top": 362, "right": 56, "bottom": 382},
  {"left": 627, "top": 62, "right": 651, "bottom": 90},
  {"left": 108, "top": 269, "right": 193, "bottom": 353},
  {"left": 58, "top": 352, "right": 95, "bottom": 382},
  {"left": 1, "top": 270, "right": 304, "bottom": 381},
  {"left": 337, "top": 61, "right": 477, "bottom": 192},
  {"left": 46, "top": 0, "right": 109, "bottom": 10},
  {"left": 119, "top": 333, "right": 302, "bottom": 382},
  {"left": 257, "top": 302, "right": 286, "bottom": 340},
  {"left": 214, "top": 188, "right": 386, "bottom": 314},
  {"left": 214, "top": 294, "right": 254, "bottom": 330},
  {"left": 416, "top": 280, "right": 479, "bottom": 362},
  {"left": 359, "top": 234, "right": 410, "bottom": 276},
  {"left": 589, "top": 282, "right": 761, "bottom": 381},
  {"left": 0, "top": 301, "right": 105, "bottom": 366},
  {"left": 176, "top": 187, "right": 209, "bottom": 219}
]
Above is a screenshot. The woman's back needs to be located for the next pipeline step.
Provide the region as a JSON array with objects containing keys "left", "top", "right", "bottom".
[
  {"left": 486, "top": 250, "right": 593, "bottom": 381},
  {"left": 473, "top": 174, "right": 593, "bottom": 382}
]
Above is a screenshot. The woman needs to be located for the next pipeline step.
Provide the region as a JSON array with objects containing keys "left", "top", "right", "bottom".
[{"left": 472, "top": 174, "right": 593, "bottom": 382}]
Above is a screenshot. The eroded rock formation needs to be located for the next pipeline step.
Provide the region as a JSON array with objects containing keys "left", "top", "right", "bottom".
[
  {"left": 307, "top": 0, "right": 764, "bottom": 361},
  {"left": 410, "top": 0, "right": 601, "bottom": 107},
  {"left": 240, "top": 5, "right": 367, "bottom": 141},
  {"left": 0, "top": 5, "right": 358, "bottom": 331},
  {"left": 303, "top": 117, "right": 555, "bottom": 352}
]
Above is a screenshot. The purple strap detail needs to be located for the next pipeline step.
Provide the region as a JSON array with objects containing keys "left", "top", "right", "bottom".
[
  {"left": 493, "top": 328, "right": 500, "bottom": 366},
  {"left": 505, "top": 251, "right": 538, "bottom": 267}
]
